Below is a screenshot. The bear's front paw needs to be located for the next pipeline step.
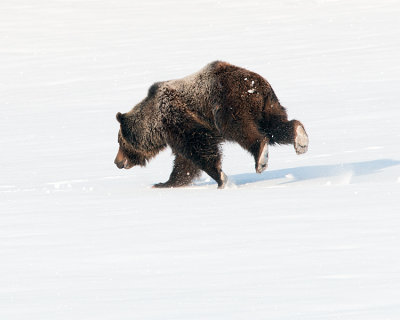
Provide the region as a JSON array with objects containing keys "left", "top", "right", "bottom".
[
  {"left": 294, "top": 124, "right": 309, "bottom": 155},
  {"left": 152, "top": 182, "right": 172, "bottom": 188}
]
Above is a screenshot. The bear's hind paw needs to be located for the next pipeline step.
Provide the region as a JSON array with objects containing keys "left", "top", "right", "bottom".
[
  {"left": 294, "top": 124, "right": 309, "bottom": 155},
  {"left": 256, "top": 142, "right": 269, "bottom": 173},
  {"left": 217, "top": 171, "right": 228, "bottom": 189}
]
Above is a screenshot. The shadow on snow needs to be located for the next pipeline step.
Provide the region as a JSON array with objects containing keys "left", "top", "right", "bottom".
[{"left": 221, "top": 159, "right": 400, "bottom": 186}]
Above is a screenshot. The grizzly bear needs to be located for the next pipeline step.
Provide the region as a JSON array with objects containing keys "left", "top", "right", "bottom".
[{"left": 114, "top": 61, "right": 308, "bottom": 188}]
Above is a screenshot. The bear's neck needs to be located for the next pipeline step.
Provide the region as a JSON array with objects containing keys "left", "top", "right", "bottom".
[{"left": 126, "top": 111, "right": 167, "bottom": 159}]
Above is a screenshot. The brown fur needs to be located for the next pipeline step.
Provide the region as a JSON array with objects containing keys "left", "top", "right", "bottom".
[{"left": 114, "top": 61, "right": 308, "bottom": 188}]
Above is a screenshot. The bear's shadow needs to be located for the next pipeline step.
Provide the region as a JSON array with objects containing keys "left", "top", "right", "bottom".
[{"left": 196, "top": 159, "right": 400, "bottom": 186}]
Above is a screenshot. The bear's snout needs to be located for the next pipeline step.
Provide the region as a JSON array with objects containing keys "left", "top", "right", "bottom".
[
  {"left": 114, "top": 157, "right": 132, "bottom": 169},
  {"left": 114, "top": 148, "right": 129, "bottom": 169},
  {"left": 114, "top": 158, "right": 125, "bottom": 169}
]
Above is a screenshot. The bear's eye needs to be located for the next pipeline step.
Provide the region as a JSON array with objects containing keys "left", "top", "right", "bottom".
[{"left": 119, "top": 137, "right": 128, "bottom": 148}]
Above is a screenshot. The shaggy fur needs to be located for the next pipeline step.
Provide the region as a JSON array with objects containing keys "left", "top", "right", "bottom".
[{"left": 114, "top": 61, "right": 309, "bottom": 188}]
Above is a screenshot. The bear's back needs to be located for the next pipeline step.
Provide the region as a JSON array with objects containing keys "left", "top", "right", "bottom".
[{"left": 165, "top": 61, "right": 222, "bottom": 116}]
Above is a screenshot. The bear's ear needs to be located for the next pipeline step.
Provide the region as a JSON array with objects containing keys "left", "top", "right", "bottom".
[{"left": 116, "top": 112, "right": 123, "bottom": 123}]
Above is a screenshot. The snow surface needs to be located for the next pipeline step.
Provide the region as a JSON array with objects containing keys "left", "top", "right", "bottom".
[{"left": 1, "top": 0, "right": 400, "bottom": 319}]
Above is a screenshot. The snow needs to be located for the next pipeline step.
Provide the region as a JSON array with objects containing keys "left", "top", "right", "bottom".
[{"left": 1, "top": 0, "right": 400, "bottom": 319}]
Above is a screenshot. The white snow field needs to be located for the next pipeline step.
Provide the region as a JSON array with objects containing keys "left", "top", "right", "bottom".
[{"left": 1, "top": 0, "right": 400, "bottom": 319}]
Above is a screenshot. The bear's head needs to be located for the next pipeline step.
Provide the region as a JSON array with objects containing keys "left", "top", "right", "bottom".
[{"left": 114, "top": 112, "right": 147, "bottom": 169}]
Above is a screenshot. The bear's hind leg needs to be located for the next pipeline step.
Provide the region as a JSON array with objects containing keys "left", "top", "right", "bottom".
[
  {"left": 214, "top": 106, "right": 270, "bottom": 174},
  {"left": 153, "top": 154, "right": 201, "bottom": 188},
  {"left": 267, "top": 119, "right": 309, "bottom": 155},
  {"left": 234, "top": 133, "right": 270, "bottom": 174}
]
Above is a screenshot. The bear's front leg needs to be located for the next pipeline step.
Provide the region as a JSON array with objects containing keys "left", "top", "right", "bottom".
[
  {"left": 153, "top": 154, "right": 201, "bottom": 188},
  {"left": 160, "top": 91, "right": 226, "bottom": 189},
  {"left": 167, "top": 128, "right": 227, "bottom": 189}
]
